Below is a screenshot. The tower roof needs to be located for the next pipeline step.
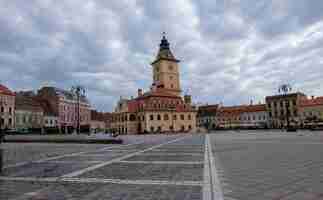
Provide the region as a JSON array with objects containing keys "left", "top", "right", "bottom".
[{"left": 151, "top": 33, "right": 180, "bottom": 65}]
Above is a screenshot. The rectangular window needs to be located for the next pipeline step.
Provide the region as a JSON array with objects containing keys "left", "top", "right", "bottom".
[{"left": 173, "top": 115, "right": 177, "bottom": 120}]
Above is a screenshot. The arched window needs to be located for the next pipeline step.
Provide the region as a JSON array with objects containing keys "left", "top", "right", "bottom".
[
  {"left": 188, "top": 114, "right": 191, "bottom": 120},
  {"left": 150, "top": 115, "right": 154, "bottom": 120},
  {"left": 180, "top": 114, "right": 184, "bottom": 120},
  {"left": 164, "top": 114, "right": 169, "bottom": 121},
  {"left": 173, "top": 114, "right": 177, "bottom": 120},
  {"left": 157, "top": 114, "right": 161, "bottom": 120},
  {"left": 129, "top": 114, "right": 136, "bottom": 121}
]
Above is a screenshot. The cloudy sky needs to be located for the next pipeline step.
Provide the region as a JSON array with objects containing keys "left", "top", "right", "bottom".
[{"left": 1, "top": 0, "right": 323, "bottom": 111}]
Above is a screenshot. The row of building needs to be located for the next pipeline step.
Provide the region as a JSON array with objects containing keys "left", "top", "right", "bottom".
[
  {"left": 2, "top": 34, "right": 322, "bottom": 134},
  {"left": 0, "top": 85, "right": 110, "bottom": 134},
  {"left": 197, "top": 92, "right": 323, "bottom": 130},
  {"left": 109, "top": 34, "right": 323, "bottom": 134}
]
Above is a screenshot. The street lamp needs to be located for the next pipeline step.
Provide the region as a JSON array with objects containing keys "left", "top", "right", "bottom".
[{"left": 71, "top": 86, "right": 86, "bottom": 134}]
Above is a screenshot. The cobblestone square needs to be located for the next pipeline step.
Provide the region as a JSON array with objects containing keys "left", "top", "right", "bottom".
[{"left": 1, "top": 131, "right": 323, "bottom": 199}]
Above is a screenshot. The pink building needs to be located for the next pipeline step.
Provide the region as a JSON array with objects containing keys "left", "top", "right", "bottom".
[
  {"left": 0, "top": 84, "right": 15, "bottom": 130},
  {"left": 37, "top": 86, "right": 91, "bottom": 133}
]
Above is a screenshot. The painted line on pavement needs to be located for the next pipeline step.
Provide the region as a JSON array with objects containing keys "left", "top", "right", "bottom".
[
  {"left": 140, "top": 152, "right": 204, "bottom": 156},
  {"left": 208, "top": 134, "right": 224, "bottom": 200},
  {"left": 3, "top": 142, "right": 144, "bottom": 169},
  {"left": 0, "top": 176, "right": 202, "bottom": 186},
  {"left": 76, "top": 154, "right": 111, "bottom": 157},
  {"left": 118, "top": 160, "right": 203, "bottom": 165},
  {"left": 203, "top": 134, "right": 212, "bottom": 200},
  {"left": 203, "top": 134, "right": 224, "bottom": 200},
  {"left": 41, "top": 161, "right": 103, "bottom": 164},
  {"left": 62, "top": 135, "right": 190, "bottom": 178}
]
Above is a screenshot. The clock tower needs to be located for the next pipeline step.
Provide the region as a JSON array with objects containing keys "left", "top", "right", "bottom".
[{"left": 151, "top": 33, "right": 181, "bottom": 96}]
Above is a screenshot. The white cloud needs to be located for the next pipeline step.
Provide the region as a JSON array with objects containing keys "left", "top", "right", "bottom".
[{"left": 0, "top": 0, "right": 322, "bottom": 111}]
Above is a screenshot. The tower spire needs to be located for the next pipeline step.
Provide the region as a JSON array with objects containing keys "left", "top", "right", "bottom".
[
  {"left": 160, "top": 32, "right": 170, "bottom": 50},
  {"left": 151, "top": 32, "right": 179, "bottom": 65}
]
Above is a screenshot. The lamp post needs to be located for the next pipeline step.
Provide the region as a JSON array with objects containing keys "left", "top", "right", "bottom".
[{"left": 71, "top": 86, "right": 86, "bottom": 134}]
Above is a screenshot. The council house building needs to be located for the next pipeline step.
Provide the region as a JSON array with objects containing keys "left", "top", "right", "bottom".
[{"left": 110, "top": 34, "right": 197, "bottom": 134}]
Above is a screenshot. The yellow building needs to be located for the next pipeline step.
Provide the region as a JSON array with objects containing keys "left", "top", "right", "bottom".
[{"left": 110, "top": 34, "right": 197, "bottom": 134}]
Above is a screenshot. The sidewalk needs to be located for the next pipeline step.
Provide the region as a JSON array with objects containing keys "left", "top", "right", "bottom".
[{"left": 3, "top": 134, "right": 123, "bottom": 144}]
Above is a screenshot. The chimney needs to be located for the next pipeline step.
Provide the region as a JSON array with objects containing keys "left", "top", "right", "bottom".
[
  {"left": 250, "top": 99, "right": 253, "bottom": 105},
  {"left": 311, "top": 95, "right": 315, "bottom": 100},
  {"left": 138, "top": 89, "right": 143, "bottom": 97}
]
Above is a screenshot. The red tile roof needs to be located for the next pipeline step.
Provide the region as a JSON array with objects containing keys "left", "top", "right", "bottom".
[
  {"left": 300, "top": 97, "right": 323, "bottom": 107},
  {"left": 0, "top": 84, "right": 15, "bottom": 96},
  {"left": 137, "top": 88, "right": 181, "bottom": 100},
  {"left": 218, "top": 104, "right": 266, "bottom": 115}
]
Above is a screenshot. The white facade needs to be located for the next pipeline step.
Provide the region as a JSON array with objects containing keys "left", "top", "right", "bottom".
[{"left": 240, "top": 111, "right": 268, "bottom": 128}]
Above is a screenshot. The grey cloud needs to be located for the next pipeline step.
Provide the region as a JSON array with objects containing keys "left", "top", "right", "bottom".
[{"left": 0, "top": 0, "right": 322, "bottom": 111}]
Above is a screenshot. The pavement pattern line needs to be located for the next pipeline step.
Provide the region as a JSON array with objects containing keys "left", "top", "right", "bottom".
[
  {"left": 61, "top": 135, "right": 191, "bottom": 178},
  {"left": 0, "top": 176, "right": 202, "bottom": 186},
  {"left": 38, "top": 161, "right": 104, "bottom": 164},
  {"left": 203, "top": 134, "right": 224, "bottom": 200},
  {"left": 76, "top": 154, "right": 112, "bottom": 157},
  {"left": 3, "top": 142, "right": 143, "bottom": 169},
  {"left": 117, "top": 160, "right": 203, "bottom": 165},
  {"left": 226, "top": 141, "right": 323, "bottom": 145},
  {"left": 142, "top": 152, "right": 204, "bottom": 156},
  {"left": 208, "top": 134, "right": 224, "bottom": 200},
  {"left": 203, "top": 133, "right": 212, "bottom": 200}
]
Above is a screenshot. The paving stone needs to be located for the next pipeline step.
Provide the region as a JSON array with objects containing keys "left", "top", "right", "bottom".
[
  {"left": 210, "top": 131, "right": 323, "bottom": 200},
  {"left": 78, "top": 162, "right": 204, "bottom": 181},
  {"left": 124, "top": 154, "right": 204, "bottom": 162},
  {"left": 3, "top": 162, "right": 95, "bottom": 178},
  {"left": 52, "top": 154, "right": 124, "bottom": 162}
]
